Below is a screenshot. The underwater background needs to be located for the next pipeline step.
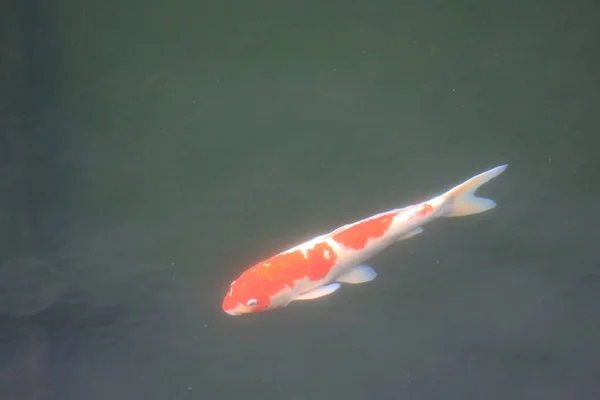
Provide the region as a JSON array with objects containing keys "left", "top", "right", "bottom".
[{"left": 1, "top": 0, "right": 599, "bottom": 399}]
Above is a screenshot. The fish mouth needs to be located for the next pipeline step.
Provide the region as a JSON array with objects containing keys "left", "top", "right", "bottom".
[
  {"left": 222, "top": 296, "right": 243, "bottom": 316},
  {"left": 222, "top": 303, "right": 250, "bottom": 316}
]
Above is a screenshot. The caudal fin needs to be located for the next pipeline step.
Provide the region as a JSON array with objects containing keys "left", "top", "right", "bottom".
[{"left": 440, "top": 164, "right": 507, "bottom": 217}]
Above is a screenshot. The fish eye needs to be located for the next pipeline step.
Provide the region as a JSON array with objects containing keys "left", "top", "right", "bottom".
[{"left": 246, "top": 298, "right": 258, "bottom": 306}]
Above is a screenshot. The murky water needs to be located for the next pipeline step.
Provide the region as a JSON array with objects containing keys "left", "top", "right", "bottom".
[{"left": 1, "top": 0, "right": 599, "bottom": 399}]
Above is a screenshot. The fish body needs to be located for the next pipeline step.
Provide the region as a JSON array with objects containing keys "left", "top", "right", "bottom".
[{"left": 222, "top": 165, "right": 507, "bottom": 316}]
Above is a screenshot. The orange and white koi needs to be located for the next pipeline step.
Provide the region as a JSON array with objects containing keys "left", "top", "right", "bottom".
[{"left": 222, "top": 165, "right": 507, "bottom": 316}]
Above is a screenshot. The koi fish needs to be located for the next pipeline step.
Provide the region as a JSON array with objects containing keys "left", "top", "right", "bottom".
[{"left": 222, "top": 164, "right": 507, "bottom": 316}]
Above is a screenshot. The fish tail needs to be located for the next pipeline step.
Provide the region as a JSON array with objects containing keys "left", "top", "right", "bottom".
[{"left": 438, "top": 164, "right": 508, "bottom": 217}]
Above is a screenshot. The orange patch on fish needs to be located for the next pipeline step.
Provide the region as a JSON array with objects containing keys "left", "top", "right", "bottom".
[
  {"left": 231, "top": 241, "right": 338, "bottom": 305},
  {"left": 332, "top": 211, "right": 399, "bottom": 250},
  {"left": 417, "top": 203, "right": 434, "bottom": 216}
]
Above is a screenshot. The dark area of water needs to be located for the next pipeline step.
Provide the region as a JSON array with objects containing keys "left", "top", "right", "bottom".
[{"left": 1, "top": 0, "right": 599, "bottom": 399}]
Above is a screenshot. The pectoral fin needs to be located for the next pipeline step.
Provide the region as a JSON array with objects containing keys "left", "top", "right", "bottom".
[
  {"left": 294, "top": 283, "right": 341, "bottom": 301},
  {"left": 336, "top": 264, "right": 377, "bottom": 284},
  {"left": 397, "top": 227, "right": 423, "bottom": 241}
]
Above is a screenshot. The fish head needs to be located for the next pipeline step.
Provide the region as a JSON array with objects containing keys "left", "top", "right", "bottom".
[
  {"left": 222, "top": 267, "right": 275, "bottom": 316},
  {"left": 222, "top": 248, "right": 320, "bottom": 316}
]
